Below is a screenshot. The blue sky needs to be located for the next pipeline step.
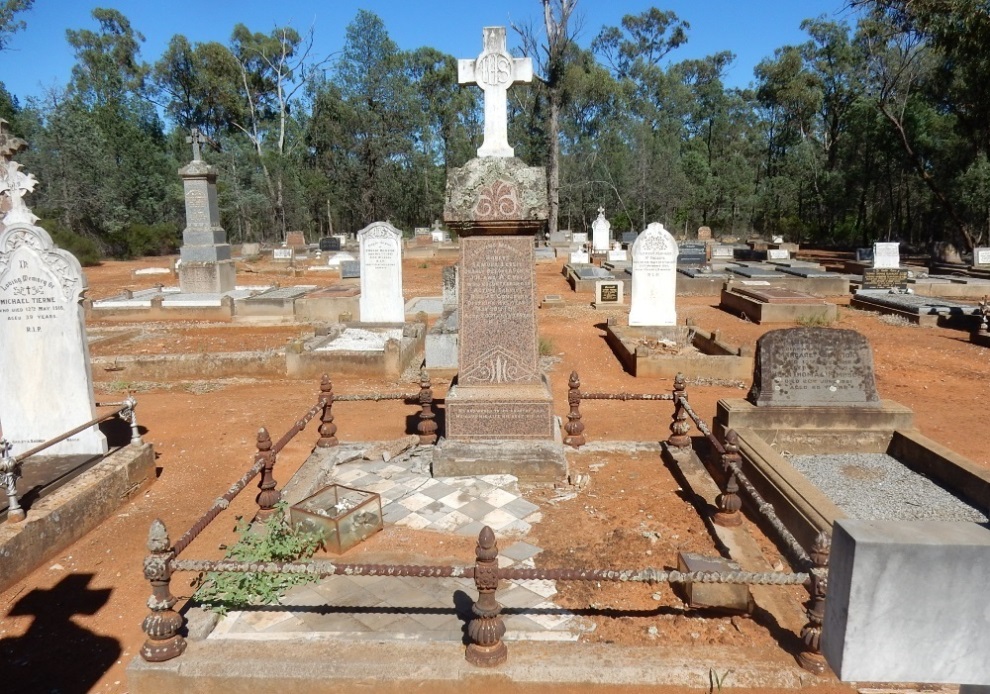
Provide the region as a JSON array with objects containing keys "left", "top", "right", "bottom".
[{"left": 1, "top": 0, "right": 857, "bottom": 104}]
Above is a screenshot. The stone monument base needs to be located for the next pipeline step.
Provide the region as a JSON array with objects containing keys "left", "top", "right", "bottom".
[
  {"left": 179, "top": 259, "right": 236, "bottom": 294},
  {"left": 432, "top": 438, "right": 567, "bottom": 482}
]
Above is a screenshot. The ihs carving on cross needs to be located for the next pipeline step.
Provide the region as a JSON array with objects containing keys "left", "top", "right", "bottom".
[{"left": 458, "top": 27, "right": 533, "bottom": 158}]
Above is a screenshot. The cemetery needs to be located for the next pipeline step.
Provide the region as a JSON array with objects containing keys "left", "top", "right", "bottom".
[{"left": 2, "top": 7, "right": 990, "bottom": 694}]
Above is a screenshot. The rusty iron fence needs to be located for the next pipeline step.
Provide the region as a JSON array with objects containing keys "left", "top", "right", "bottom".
[
  {"left": 139, "top": 371, "right": 830, "bottom": 673},
  {"left": 1, "top": 396, "right": 142, "bottom": 524},
  {"left": 562, "top": 369, "right": 831, "bottom": 674}
]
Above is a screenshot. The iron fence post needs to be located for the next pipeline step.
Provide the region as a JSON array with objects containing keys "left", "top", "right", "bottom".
[
  {"left": 0, "top": 438, "right": 24, "bottom": 523},
  {"left": 417, "top": 369, "right": 438, "bottom": 445},
  {"left": 140, "top": 520, "right": 186, "bottom": 662},
  {"left": 798, "top": 531, "right": 831, "bottom": 674},
  {"left": 563, "top": 371, "right": 586, "bottom": 448},
  {"left": 667, "top": 373, "right": 691, "bottom": 449},
  {"left": 466, "top": 526, "right": 507, "bottom": 667},
  {"left": 317, "top": 375, "right": 338, "bottom": 448},
  {"left": 254, "top": 427, "right": 279, "bottom": 519}
]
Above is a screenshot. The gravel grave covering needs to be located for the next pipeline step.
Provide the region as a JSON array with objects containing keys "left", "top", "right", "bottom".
[{"left": 787, "top": 453, "right": 988, "bottom": 523}]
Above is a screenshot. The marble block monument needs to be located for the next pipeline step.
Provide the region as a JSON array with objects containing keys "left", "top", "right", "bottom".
[
  {"left": 628, "top": 222, "right": 678, "bottom": 326},
  {"left": 177, "top": 129, "right": 235, "bottom": 294},
  {"left": 357, "top": 221, "right": 404, "bottom": 323},
  {"left": 0, "top": 125, "right": 107, "bottom": 455},
  {"left": 591, "top": 206, "right": 611, "bottom": 252},
  {"left": 438, "top": 26, "right": 562, "bottom": 481},
  {"left": 823, "top": 519, "right": 990, "bottom": 686}
]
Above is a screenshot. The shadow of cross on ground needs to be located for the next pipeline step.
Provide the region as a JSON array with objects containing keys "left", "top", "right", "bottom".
[{"left": 0, "top": 573, "right": 121, "bottom": 693}]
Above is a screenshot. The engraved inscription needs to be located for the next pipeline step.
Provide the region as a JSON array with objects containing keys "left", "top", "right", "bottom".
[
  {"left": 447, "top": 402, "right": 553, "bottom": 439},
  {"left": 862, "top": 268, "right": 908, "bottom": 290},
  {"left": 185, "top": 188, "right": 208, "bottom": 226},
  {"left": 749, "top": 327, "right": 880, "bottom": 407},
  {"left": 459, "top": 236, "right": 539, "bottom": 385},
  {"left": 600, "top": 284, "right": 619, "bottom": 302}
]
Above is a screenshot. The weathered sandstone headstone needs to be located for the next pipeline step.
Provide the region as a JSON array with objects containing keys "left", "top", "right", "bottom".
[{"left": 747, "top": 327, "right": 881, "bottom": 407}]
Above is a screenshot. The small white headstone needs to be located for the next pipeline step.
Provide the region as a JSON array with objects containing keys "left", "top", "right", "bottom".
[
  {"left": 358, "top": 221, "right": 404, "bottom": 322},
  {"left": 974, "top": 247, "right": 990, "bottom": 267},
  {"left": 629, "top": 222, "right": 678, "bottom": 326},
  {"left": 572, "top": 232, "right": 588, "bottom": 247},
  {"left": 273, "top": 248, "right": 293, "bottom": 261},
  {"left": 569, "top": 250, "right": 589, "bottom": 264},
  {"left": 592, "top": 207, "right": 611, "bottom": 252},
  {"left": 0, "top": 223, "right": 107, "bottom": 455},
  {"left": 873, "top": 242, "right": 901, "bottom": 269},
  {"left": 607, "top": 249, "right": 628, "bottom": 262},
  {"left": 767, "top": 249, "right": 790, "bottom": 260}
]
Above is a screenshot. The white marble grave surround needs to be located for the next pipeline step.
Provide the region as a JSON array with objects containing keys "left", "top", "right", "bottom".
[
  {"left": 0, "top": 223, "right": 107, "bottom": 455},
  {"left": 591, "top": 207, "right": 611, "bottom": 252},
  {"left": 873, "top": 241, "right": 901, "bottom": 269},
  {"left": 823, "top": 519, "right": 990, "bottom": 685},
  {"left": 458, "top": 27, "right": 533, "bottom": 158},
  {"left": 629, "top": 222, "right": 678, "bottom": 326},
  {"left": 316, "top": 328, "right": 403, "bottom": 353},
  {"left": 974, "top": 247, "right": 990, "bottom": 267},
  {"left": 358, "top": 221, "right": 404, "bottom": 323}
]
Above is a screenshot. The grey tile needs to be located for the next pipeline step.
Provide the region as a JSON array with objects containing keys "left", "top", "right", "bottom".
[
  {"left": 501, "top": 541, "right": 542, "bottom": 562},
  {"left": 502, "top": 614, "right": 545, "bottom": 632},
  {"left": 406, "top": 611, "right": 464, "bottom": 632},
  {"left": 457, "top": 498, "right": 497, "bottom": 521},
  {"left": 382, "top": 504, "right": 412, "bottom": 523},
  {"left": 454, "top": 520, "right": 486, "bottom": 537},
  {"left": 297, "top": 610, "right": 371, "bottom": 633},
  {"left": 501, "top": 497, "right": 541, "bottom": 518},
  {"left": 351, "top": 609, "right": 408, "bottom": 631},
  {"left": 497, "top": 587, "right": 545, "bottom": 609},
  {"left": 419, "top": 482, "right": 456, "bottom": 500}
]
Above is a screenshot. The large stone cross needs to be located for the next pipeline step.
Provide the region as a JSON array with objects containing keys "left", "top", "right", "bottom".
[
  {"left": 458, "top": 26, "right": 533, "bottom": 159},
  {"left": 186, "top": 127, "right": 207, "bottom": 162}
]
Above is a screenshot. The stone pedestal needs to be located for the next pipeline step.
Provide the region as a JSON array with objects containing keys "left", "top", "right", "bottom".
[
  {"left": 177, "top": 159, "right": 235, "bottom": 294},
  {"left": 439, "top": 157, "right": 565, "bottom": 481}
]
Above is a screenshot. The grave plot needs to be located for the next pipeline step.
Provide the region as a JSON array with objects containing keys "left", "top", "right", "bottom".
[
  {"left": 604, "top": 319, "right": 752, "bottom": 381},
  {"left": 712, "top": 327, "right": 990, "bottom": 549},
  {"left": 719, "top": 284, "right": 838, "bottom": 324},
  {"left": 851, "top": 289, "right": 983, "bottom": 328},
  {"left": 128, "top": 374, "right": 823, "bottom": 692}
]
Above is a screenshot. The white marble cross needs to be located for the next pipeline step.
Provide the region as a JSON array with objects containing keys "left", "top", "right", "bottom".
[{"left": 458, "top": 26, "right": 533, "bottom": 158}]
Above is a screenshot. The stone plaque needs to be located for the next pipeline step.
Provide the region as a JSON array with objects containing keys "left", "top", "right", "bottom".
[
  {"left": 711, "top": 245, "right": 734, "bottom": 260},
  {"left": 446, "top": 401, "right": 553, "bottom": 439},
  {"left": 320, "top": 237, "right": 341, "bottom": 252},
  {"left": 630, "top": 222, "right": 678, "bottom": 326},
  {"left": 572, "top": 232, "right": 588, "bottom": 246},
  {"left": 855, "top": 247, "right": 874, "bottom": 263},
  {"left": 569, "top": 250, "right": 589, "bottom": 264},
  {"left": 0, "top": 223, "right": 107, "bottom": 455},
  {"left": 596, "top": 280, "right": 622, "bottom": 304},
  {"left": 862, "top": 268, "right": 908, "bottom": 290},
  {"left": 340, "top": 260, "right": 360, "bottom": 279},
  {"left": 767, "top": 249, "right": 790, "bottom": 260},
  {"left": 358, "top": 221, "right": 404, "bottom": 323},
  {"left": 621, "top": 231, "right": 638, "bottom": 245},
  {"left": 273, "top": 248, "right": 293, "bottom": 261},
  {"left": 974, "top": 247, "right": 990, "bottom": 267},
  {"left": 747, "top": 327, "right": 881, "bottom": 407},
  {"left": 677, "top": 245, "right": 707, "bottom": 266},
  {"left": 459, "top": 236, "right": 539, "bottom": 385},
  {"left": 873, "top": 242, "right": 900, "bottom": 269}
]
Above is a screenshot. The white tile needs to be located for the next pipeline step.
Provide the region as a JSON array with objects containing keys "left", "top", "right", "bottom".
[
  {"left": 437, "top": 490, "right": 472, "bottom": 509},
  {"left": 397, "top": 492, "right": 433, "bottom": 511},
  {"left": 427, "top": 510, "right": 472, "bottom": 533},
  {"left": 479, "top": 508, "right": 518, "bottom": 531},
  {"left": 516, "top": 579, "right": 557, "bottom": 598},
  {"left": 397, "top": 512, "right": 431, "bottom": 530},
  {"left": 481, "top": 487, "right": 519, "bottom": 508}
]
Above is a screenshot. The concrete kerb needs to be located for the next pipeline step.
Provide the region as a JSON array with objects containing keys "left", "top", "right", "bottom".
[
  {"left": 127, "top": 638, "right": 815, "bottom": 692},
  {"left": 0, "top": 443, "right": 156, "bottom": 592}
]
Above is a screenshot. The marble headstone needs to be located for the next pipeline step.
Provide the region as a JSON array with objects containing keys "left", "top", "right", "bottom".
[
  {"left": 629, "top": 222, "right": 678, "bottom": 326},
  {"left": 358, "top": 221, "right": 404, "bottom": 323},
  {"left": 747, "top": 327, "right": 881, "bottom": 407},
  {"left": 873, "top": 242, "right": 901, "bottom": 269},
  {"left": 973, "top": 247, "right": 990, "bottom": 267},
  {"left": 0, "top": 223, "right": 107, "bottom": 455},
  {"left": 569, "top": 249, "right": 589, "bottom": 264},
  {"left": 591, "top": 207, "right": 611, "bottom": 252}
]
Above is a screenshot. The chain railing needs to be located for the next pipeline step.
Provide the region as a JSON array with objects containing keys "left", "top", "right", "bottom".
[{"left": 1, "top": 396, "right": 142, "bottom": 524}]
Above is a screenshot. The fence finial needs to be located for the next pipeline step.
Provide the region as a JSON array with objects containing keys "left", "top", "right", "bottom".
[
  {"left": 563, "top": 371, "right": 585, "bottom": 448},
  {"left": 466, "top": 526, "right": 507, "bottom": 667},
  {"left": 140, "top": 519, "right": 186, "bottom": 662},
  {"left": 798, "top": 531, "right": 832, "bottom": 674}
]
